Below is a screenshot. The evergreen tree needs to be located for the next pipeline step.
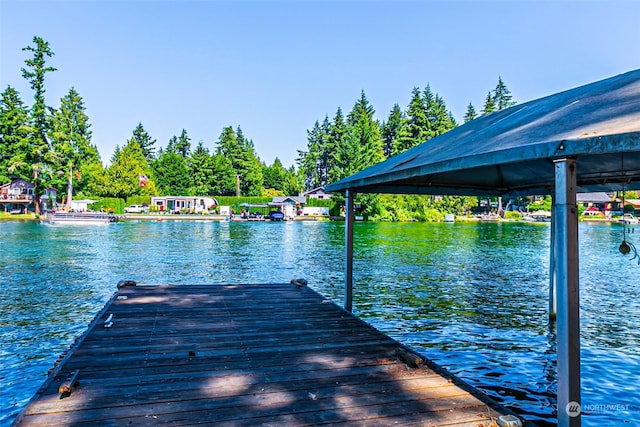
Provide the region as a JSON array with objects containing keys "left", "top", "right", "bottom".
[
  {"left": 131, "top": 122, "right": 156, "bottom": 162},
  {"left": 381, "top": 104, "right": 405, "bottom": 159},
  {"left": 151, "top": 150, "right": 190, "bottom": 196},
  {"left": 21, "top": 36, "right": 57, "bottom": 213},
  {"left": 106, "top": 139, "right": 156, "bottom": 198},
  {"left": 463, "top": 102, "right": 477, "bottom": 123},
  {"left": 482, "top": 91, "right": 496, "bottom": 115},
  {"left": 394, "top": 87, "right": 427, "bottom": 154},
  {"left": 262, "top": 157, "right": 287, "bottom": 193},
  {"left": 175, "top": 129, "right": 191, "bottom": 157},
  {"left": 282, "top": 165, "right": 303, "bottom": 197},
  {"left": 297, "top": 120, "right": 323, "bottom": 190},
  {"left": 166, "top": 135, "right": 178, "bottom": 153},
  {"left": 331, "top": 91, "right": 383, "bottom": 182},
  {"left": 210, "top": 152, "right": 236, "bottom": 196},
  {"left": 49, "top": 88, "right": 103, "bottom": 200},
  {"left": 427, "top": 92, "right": 457, "bottom": 138},
  {"left": 493, "top": 76, "right": 516, "bottom": 110},
  {"left": 326, "top": 109, "right": 346, "bottom": 184},
  {"left": 21, "top": 36, "right": 56, "bottom": 151},
  {"left": 216, "top": 126, "right": 263, "bottom": 196},
  {"left": 0, "top": 86, "right": 31, "bottom": 182},
  {"left": 188, "top": 142, "right": 215, "bottom": 195}
]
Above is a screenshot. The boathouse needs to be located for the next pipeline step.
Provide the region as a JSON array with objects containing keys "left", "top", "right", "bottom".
[{"left": 327, "top": 69, "right": 640, "bottom": 427}]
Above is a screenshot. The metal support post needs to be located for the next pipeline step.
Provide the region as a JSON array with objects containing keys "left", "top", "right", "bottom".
[
  {"left": 554, "top": 158, "right": 581, "bottom": 427},
  {"left": 550, "top": 193, "right": 557, "bottom": 322},
  {"left": 344, "top": 189, "right": 355, "bottom": 312}
]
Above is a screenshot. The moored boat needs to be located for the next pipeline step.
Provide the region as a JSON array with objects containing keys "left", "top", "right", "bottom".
[{"left": 40, "top": 212, "right": 117, "bottom": 225}]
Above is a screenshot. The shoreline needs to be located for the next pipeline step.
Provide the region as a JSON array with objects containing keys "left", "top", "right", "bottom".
[{"left": 0, "top": 212, "right": 634, "bottom": 225}]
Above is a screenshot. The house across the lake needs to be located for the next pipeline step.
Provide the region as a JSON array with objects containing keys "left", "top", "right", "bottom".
[
  {"left": 0, "top": 179, "right": 35, "bottom": 213},
  {"left": 151, "top": 196, "right": 218, "bottom": 214},
  {"left": 303, "top": 186, "right": 331, "bottom": 200},
  {"left": 270, "top": 196, "right": 307, "bottom": 219},
  {"left": 577, "top": 192, "right": 612, "bottom": 217}
]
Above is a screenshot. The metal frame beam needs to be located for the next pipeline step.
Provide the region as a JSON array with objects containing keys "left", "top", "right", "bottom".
[{"left": 554, "top": 158, "right": 581, "bottom": 426}]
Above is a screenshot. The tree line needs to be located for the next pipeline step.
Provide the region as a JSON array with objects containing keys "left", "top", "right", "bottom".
[
  {"left": 296, "top": 80, "right": 515, "bottom": 220},
  {"left": 1, "top": 36, "right": 517, "bottom": 219}
]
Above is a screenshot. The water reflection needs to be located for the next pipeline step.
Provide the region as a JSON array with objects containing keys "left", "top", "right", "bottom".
[{"left": 0, "top": 220, "right": 638, "bottom": 426}]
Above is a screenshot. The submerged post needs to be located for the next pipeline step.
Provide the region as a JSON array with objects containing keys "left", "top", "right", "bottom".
[
  {"left": 554, "top": 158, "right": 581, "bottom": 427},
  {"left": 344, "top": 189, "right": 355, "bottom": 312}
]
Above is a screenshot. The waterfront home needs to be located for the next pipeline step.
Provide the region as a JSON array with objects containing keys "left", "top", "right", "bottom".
[
  {"left": 271, "top": 195, "right": 307, "bottom": 218},
  {"left": 303, "top": 186, "right": 331, "bottom": 200},
  {"left": 576, "top": 192, "right": 612, "bottom": 217},
  {"left": 0, "top": 179, "right": 34, "bottom": 213},
  {"left": 151, "top": 196, "right": 218, "bottom": 214},
  {"left": 41, "top": 186, "right": 57, "bottom": 211}
]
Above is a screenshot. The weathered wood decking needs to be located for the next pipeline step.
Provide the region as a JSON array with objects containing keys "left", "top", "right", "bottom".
[{"left": 14, "top": 283, "right": 525, "bottom": 426}]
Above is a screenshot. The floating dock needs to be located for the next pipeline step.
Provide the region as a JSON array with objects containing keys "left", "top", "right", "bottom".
[{"left": 14, "top": 283, "right": 527, "bottom": 426}]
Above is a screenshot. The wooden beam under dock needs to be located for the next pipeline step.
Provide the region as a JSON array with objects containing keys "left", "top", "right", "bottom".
[{"left": 14, "top": 283, "right": 529, "bottom": 426}]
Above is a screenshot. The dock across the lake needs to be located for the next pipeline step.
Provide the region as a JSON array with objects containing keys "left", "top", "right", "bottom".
[{"left": 13, "top": 283, "right": 528, "bottom": 426}]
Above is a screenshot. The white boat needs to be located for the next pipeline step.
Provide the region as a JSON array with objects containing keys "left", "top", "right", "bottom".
[
  {"left": 39, "top": 166, "right": 118, "bottom": 225},
  {"left": 41, "top": 212, "right": 117, "bottom": 225},
  {"left": 620, "top": 213, "right": 639, "bottom": 224}
]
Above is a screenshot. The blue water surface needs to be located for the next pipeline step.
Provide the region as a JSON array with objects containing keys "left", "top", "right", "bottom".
[{"left": 0, "top": 219, "right": 638, "bottom": 426}]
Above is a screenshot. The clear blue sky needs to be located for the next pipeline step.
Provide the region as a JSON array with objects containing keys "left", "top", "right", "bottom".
[{"left": 1, "top": 0, "right": 639, "bottom": 168}]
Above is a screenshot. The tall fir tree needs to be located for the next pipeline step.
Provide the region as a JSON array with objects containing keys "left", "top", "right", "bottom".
[
  {"left": 21, "top": 36, "right": 57, "bottom": 213},
  {"left": 210, "top": 152, "right": 236, "bottom": 196},
  {"left": 262, "top": 157, "right": 288, "bottom": 193},
  {"left": 0, "top": 86, "right": 31, "bottom": 182},
  {"left": 381, "top": 104, "right": 405, "bottom": 159},
  {"left": 297, "top": 120, "right": 323, "bottom": 190},
  {"left": 463, "top": 102, "right": 477, "bottom": 123},
  {"left": 326, "top": 109, "right": 346, "bottom": 184},
  {"left": 216, "top": 126, "right": 263, "bottom": 196},
  {"left": 131, "top": 122, "right": 156, "bottom": 162},
  {"left": 175, "top": 129, "right": 191, "bottom": 157},
  {"left": 493, "top": 76, "right": 515, "bottom": 110},
  {"left": 49, "top": 87, "right": 103, "bottom": 200},
  {"left": 427, "top": 91, "right": 457, "bottom": 138},
  {"left": 188, "top": 142, "right": 217, "bottom": 196},
  {"left": 394, "top": 87, "right": 428, "bottom": 154},
  {"left": 482, "top": 91, "right": 496, "bottom": 115},
  {"left": 332, "top": 91, "right": 383, "bottom": 182},
  {"left": 151, "top": 150, "right": 190, "bottom": 196}
]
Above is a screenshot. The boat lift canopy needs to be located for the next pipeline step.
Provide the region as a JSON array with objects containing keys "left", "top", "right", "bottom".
[{"left": 326, "top": 69, "right": 640, "bottom": 427}]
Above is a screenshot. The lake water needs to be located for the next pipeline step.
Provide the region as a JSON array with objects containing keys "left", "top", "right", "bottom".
[{"left": 1, "top": 219, "right": 639, "bottom": 426}]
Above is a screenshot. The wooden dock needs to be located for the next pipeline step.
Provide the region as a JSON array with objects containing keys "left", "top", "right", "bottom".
[{"left": 14, "top": 283, "right": 526, "bottom": 426}]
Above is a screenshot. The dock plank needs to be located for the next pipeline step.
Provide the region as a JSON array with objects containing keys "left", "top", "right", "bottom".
[{"left": 14, "top": 283, "right": 527, "bottom": 426}]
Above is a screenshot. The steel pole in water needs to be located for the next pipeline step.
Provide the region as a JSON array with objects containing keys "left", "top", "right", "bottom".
[
  {"left": 344, "top": 189, "right": 355, "bottom": 312},
  {"left": 550, "top": 193, "right": 557, "bottom": 322},
  {"left": 554, "top": 158, "right": 581, "bottom": 427}
]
